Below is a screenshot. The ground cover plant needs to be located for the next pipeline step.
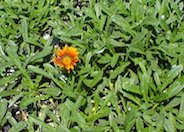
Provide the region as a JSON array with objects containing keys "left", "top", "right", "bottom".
[{"left": 0, "top": 0, "right": 184, "bottom": 131}]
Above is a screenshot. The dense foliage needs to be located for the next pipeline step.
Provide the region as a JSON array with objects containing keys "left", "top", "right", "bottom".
[{"left": 0, "top": 0, "right": 184, "bottom": 131}]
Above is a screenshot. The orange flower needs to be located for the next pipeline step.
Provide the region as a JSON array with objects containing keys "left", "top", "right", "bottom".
[{"left": 53, "top": 45, "right": 79, "bottom": 73}]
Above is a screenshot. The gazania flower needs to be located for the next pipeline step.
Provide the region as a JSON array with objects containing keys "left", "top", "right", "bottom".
[{"left": 52, "top": 45, "right": 79, "bottom": 73}]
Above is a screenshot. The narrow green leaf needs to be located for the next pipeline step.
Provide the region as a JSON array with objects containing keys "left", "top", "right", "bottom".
[
  {"left": 58, "top": 104, "right": 71, "bottom": 127},
  {"left": 156, "top": 80, "right": 184, "bottom": 102},
  {"left": 110, "top": 62, "right": 130, "bottom": 79},
  {"left": 83, "top": 71, "right": 103, "bottom": 88},
  {"left": 47, "top": 110, "right": 60, "bottom": 124},
  {"left": 110, "top": 92, "right": 121, "bottom": 115},
  {"left": 131, "top": 31, "right": 147, "bottom": 45},
  {"left": 0, "top": 90, "right": 20, "bottom": 97},
  {"left": 178, "top": 95, "right": 184, "bottom": 120},
  {"left": 142, "top": 115, "right": 153, "bottom": 125},
  {"left": 164, "top": 118, "right": 175, "bottom": 132},
  {"left": 85, "top": 52, "right": 92, "bottom": 67},
  {"left": 122, "top": 82, "right": 141, "bottom": 95},
  {"left": 153, "top": 72, "right": 161, "bottom": 87},
  {"left": 6, "top": 46, "right": 34, "bottom": 89},
  {"left": 91, "top": 107, "right": 110, "bottom": 122},
  {"left": 115, "top": 75, "right": 121, "bottom": 92},
  {"left": 95, "top": 3, "right": 101, "bottom": 19},
  {"left": 21, "top": 18, "right": 28, "bottom": 40},
  {"left": 0, "top": 76, "right": 11, "bottom": 86},
  {"left": 111, "top": 15, "right": 136, "bottom": 36},
  {"left": 109, "top": 112, "right": 120, "bottom": 132},
  {"left": 8, "top": 93, "right": 23, "bottom": 108},
  {"left": 161, "top": 65, "right": 183, "bottom": 91},
  {"left": 6, "top": 111, "right": 17, "bottom": 126},
  {"left": 28, "top": 65, "right": 48, "bottom": 77},
  {"left": 155, "top": 113, "right": 165, "bottom": 131},
  {"left": 175, "top": 121, "right": 184, "bottom": 130},
  {"left": 100, "top": 3, "right": 113, "bottom": 16},
  {"left": 64, "top": 99, "right": 75, "bottom": 111},
  {"left": 0, "top": 99, "right": 8, "bottom": 123},
  {"left": 125, "top": 109, "right": 137, "bottom": 132},
  {"left": 73, "top": 96, "right": 84, "bottom": 112},
  {"left": 9, "top": 121, "right": 27, "bottom": 132},
  {"left": 29, "top": 65, "right": 70, "bottom": 93},
  {"left": 164, "top": 81, "right": 184, "bottom": 98},
  {"left": 97, "top": 54, "right": 111, "bottom": 64},
  {"left": 75, "top": 113, "right": 87, "bottom": 129},
  {"left": 42, "top": 87, "right": 61, "bottom": 97},
  {"left": 120, "top": 90, "right": 140, "bottom": 105},
  {"left": 20, "top": 95, "right": 49, "bottom": 109},
  {"left": 29, "top": 115, "right": 55, "bottom": 131},
  {"left": 165, "top": 97, "right": 181, "bottom": 109},
  {"left": 56, "top": 125, "right": 70, "bottom": 132},
  {"left": 110, "top": 54, "right": 119, "bottom": 68},
  {"left": 28, "top": 46, "right": 52, "bottom": 63},
  {"left": 136, "top": 117, "right": 144, "bottom": 132},
  {"left": 142, "top": 16, "right": 160, "bottom": 26}
]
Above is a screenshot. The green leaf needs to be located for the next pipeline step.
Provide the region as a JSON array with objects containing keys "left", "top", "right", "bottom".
[
  {"left": 8, "top": 93, "right": 24, "bottom": 108},
  {"left": 164, "top": 118, "right": 175, "bottom": 132},
  {"left": 122, "top": 81, "right": 141, "bottom": 95},
  {"left": 6, "top": 46, "right": 34, "bottom": 89},
  {"left": 155, "top": 113, "right": 165, "bottom": 131},
  {"left": 0, "top": 99, "right": 8, "bottom": 123},
  {"left": 56, "top": 125, "right": 70, "bottom": 132},
  {"left": 83, "top": 71, "right": 103, "bottom": 88},
  {"left": 155, "top": 80, "right": 184, "bottom": 102},
  {"left": 136, "top": 117, "right": 144, "bottom": 132},
  {"left": 131, "top": 30, "right": 147, "bottom": 46},
  {"left": 85, "top": 52, "right": 92, "bottom": 67},
  {"left": 6, "top": 111, "right": 17, "bottom": 126},
  {"left": 42, "top": 87, "right": 61, "bottom": 97},
  {"left": 138, "top": 62, "right": 151, "bottom": 101},
  {"left": 110, "top": 54, "right": 119, "bottom": 68},
  {"left": 28, "top": 65, "right": 49, "bottom": 77},
  {"left": 0, "top": 76, "right": 11, "bottom": 86},
  {"left": 178, "top": 95, "right": 184, "bottom": 121},
  {"left": 161, "top": 65, "right": 183, "bottom": 91},
  {"left": 97, "top": 54, "right": 111, "bottom": 64},
  {"left": 153, "top": 71, "right": 161, "bottom": 87},
  {"left": 20, "top": 95, "right": 49, "bottom": 109},
  {"left": 95, "top": 3, "right": 101, "bottom": 19},
  {"left": 90, "top": 107, "right": 110, "bottom": 122},
  {"left": 74, "top": 113, "right": 87, "bottom": 129},
  {"left": 9, "top": 121, "right": 27, "bottom": 132},
  {"left": 47, "top": 110, "right": 60, "bottom": 124},
  {"left": 28, "top": 46, "right": 52, "bottom": 63},
  {"left": 110, "top": 92, "right": 121, "bottom": 115},
  {"left": 142, "top": 115, "right": 153, "bottom": 125},
  {"left": 142, "top": 16, "right": 160, "bottom": 27},
  {"left": 0, "top": 90, "right": 20, "bottom": 97},
  {"left": 64, "top": 99, "right": 75, "bottom": 111},
  {"left": 111, "top": 15, "right": 136, "bottom": 36},
  {"left": 100, "top": 3, "right": 113, "bottom": 16},
  {"left": 58, "top": 104, "right": 71, "bottom": 127},
  {"left": 21, "top": 18, "right": 28, "bottom": 40},
  {"left": 73, "top": 96, "right": 85, "bottom": 112},
  {"left": 110, "top": 62, "right": 130, "bottom": 79},
  {"left": 29, "top": 115, "right": 55, "bottom": 131},
  {"left": 109, "top": 112, "right": 121, "bottom": 132},
  {"left": 125, "top": 109, "right": 137, "bottom": 132},
  {"left": 165, "top": 97, "right": 181, "bottom": 109},
  {"left": 120, "top": 90, "right": 140, "bottom": 105}
]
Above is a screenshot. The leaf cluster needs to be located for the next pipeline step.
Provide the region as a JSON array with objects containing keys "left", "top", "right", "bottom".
[{"left": 0, "top": 0, "right": 184, "bottom": 131}]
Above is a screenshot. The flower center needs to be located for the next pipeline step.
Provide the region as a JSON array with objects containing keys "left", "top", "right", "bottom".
[{"left": 62, "top": 55, "right": 72, "bottom": 65}]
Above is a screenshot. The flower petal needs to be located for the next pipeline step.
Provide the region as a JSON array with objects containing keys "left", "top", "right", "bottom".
[{"left": 53, "top": 44, "right": 79, "bottom": 72}]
